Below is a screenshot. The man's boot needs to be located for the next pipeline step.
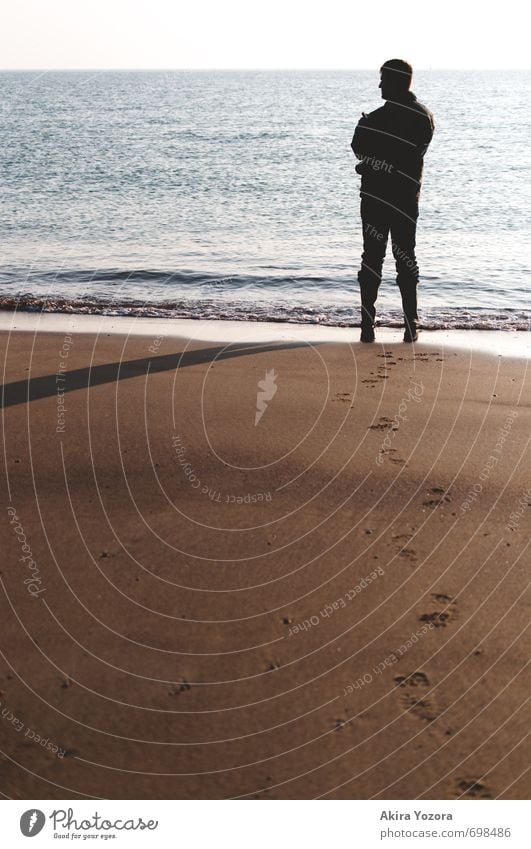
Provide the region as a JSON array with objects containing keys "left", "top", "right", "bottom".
[
  {"left": 403, "top": 316, "right": 419, "bottom": 343},
  {"left": 360, "top": 317, "right": 375, "bottom": 343},
  {"left": 399, "top": 283, "right": 419, "bottom": 343},
  {"left": 359, "top": 282, "right": 378, "bottom": 343}
]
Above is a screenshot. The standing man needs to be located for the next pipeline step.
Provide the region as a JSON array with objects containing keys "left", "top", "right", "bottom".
[{"left": 351, "top": 59, "right": 434, "bottom": 342}]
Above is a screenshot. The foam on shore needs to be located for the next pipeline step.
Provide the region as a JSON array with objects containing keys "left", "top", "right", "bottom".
[{"left": 1, "top": 310, "right": 529, "bottom": 359}]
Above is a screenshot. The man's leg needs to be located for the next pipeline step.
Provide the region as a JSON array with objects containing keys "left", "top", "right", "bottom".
[
  {"left": 358, "top": 198, "right": 390, "bottom": 341},
  {"left": 390, "top": 205, "right": 420, "bottom": 342}
]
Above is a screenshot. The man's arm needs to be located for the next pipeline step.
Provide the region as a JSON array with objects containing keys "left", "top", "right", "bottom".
[
  {"left": 416, "top": 110, "right": 435, "bottom": 158},
  {"left": 351, "top": 113, "right": 371, "bottom": 160}
]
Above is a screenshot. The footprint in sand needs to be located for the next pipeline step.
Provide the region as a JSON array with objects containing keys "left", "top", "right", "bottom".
[
  {"left": 369, "top": 416, "right": 397, "bottom": 431},
  {"left": 394, "top": 671, "right": 439, "bottom": 723},
  {"left": 423, "top": 487, "right": 452, "bottom": 507},
  {"left": 333, "top": 711, "right": 353, "bottom": 732},
  {"left": 389, "top": 456, "right": 405, "bottom": 465},
  {"left": 333, "top": 392, "right": 352, "bottom": 402},
  {"left": 453, "top": 778, "right": 493, "bottom": 799},
  {"left": 419, "top": 593, "right": 458, "bottom": 628},
  {"left": 415, "top": 352, "right": 444, "bottom": 362},
  {"left": 392, "top": 532, "right": 413, "bottom": 542},
  {"left": 378, "top": 447, "right": 407, "bottom": 467},
  {"left": 168, "top": 678, "right": 191, "bottom": 696},
  {"left": 398, "top": 547, "right": 417, "bottom": 562}
]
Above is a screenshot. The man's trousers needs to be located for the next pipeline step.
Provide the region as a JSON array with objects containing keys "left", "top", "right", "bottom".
[{"left": 358, "top": 195, "right": 420, "bottom": 331}]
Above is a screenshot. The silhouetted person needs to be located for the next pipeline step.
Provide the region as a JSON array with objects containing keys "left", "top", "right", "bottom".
[{"left": 351, "top": 59, "right": 434, "bottom": 342}]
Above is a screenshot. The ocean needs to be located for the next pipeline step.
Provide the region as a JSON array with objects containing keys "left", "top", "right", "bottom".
[{"left": 1, "top": 70, "right": 529, "bottom": 330}]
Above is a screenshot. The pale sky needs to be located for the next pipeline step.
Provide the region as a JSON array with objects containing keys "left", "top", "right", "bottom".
[{"left": 0, "top": 0, "right": 528, "bottom": 70}]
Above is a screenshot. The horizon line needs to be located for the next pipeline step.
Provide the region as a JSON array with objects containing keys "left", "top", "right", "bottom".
[{"left": 1, "top": 67, "right": 529, "bottom": 72}]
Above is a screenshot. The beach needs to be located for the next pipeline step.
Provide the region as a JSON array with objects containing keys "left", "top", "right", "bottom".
[{"left": 0, "top": 315, "right": 529, "bottom": 799}]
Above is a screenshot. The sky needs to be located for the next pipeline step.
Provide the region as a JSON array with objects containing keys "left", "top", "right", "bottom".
[{"left": 0, "top": 0, "right": 528, "bottom": 70}]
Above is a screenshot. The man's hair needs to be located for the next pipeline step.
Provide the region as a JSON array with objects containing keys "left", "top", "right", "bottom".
[{"left": 380, "top": 59, "right": 413, "bottom": 89}]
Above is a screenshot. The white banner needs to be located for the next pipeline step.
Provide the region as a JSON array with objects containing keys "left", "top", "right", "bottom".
[{"left": 0, "top": 799, "right": 527, "bottom": 848}]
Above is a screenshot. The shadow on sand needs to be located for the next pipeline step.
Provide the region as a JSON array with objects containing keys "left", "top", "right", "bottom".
[{"left": 1, "top": 341, "right": 312, "bottom": 409}]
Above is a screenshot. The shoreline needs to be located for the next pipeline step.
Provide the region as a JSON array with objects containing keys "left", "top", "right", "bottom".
[{"left": 1, "top": 310, "right": 530, "bottom": 358}]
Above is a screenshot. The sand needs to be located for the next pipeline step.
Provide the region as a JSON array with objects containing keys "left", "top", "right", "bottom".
[{"left": 0, "top": 319, "right": 529, "bottom": 800}]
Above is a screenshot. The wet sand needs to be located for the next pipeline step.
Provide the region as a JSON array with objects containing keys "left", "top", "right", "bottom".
[{"left": 0, "top": 320, "right": 529, "bottom": 799}]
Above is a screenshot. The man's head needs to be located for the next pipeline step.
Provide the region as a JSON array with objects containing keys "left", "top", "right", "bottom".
[{"left": 379, "top": 59, "right": 413, "bottom": 100}]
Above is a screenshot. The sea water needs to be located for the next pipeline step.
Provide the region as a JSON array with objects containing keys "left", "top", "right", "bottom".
[{"left": 1, "top": 70, "right": 529, "bottom": 330}]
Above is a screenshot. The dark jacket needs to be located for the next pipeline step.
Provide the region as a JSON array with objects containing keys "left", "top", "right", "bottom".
[{"left": 351, "top": 91, "right": 434, "bottom": 203}]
